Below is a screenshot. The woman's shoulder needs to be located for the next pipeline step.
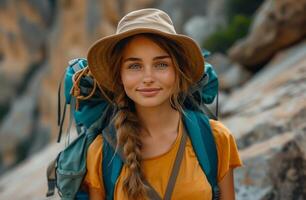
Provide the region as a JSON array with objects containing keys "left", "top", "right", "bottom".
[
  {"left": 208, "top": 119, "right": 243, "bottom": 181},
  {"left": 209, "top": 119, "right": 233, "bottom": 142},
  {"left": 208, "top": 119, "right": 240, "bottom": 155}
]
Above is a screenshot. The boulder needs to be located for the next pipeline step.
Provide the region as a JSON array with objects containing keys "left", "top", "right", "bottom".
[
  {"left": 235, "top": 130, "right": 306, "bottom": 199},
  {"left": 223, "top": 40, "right": 306, "bottom": 199},
  {"left": 228, "top": 0, "right": 306, "bottom": 70}
]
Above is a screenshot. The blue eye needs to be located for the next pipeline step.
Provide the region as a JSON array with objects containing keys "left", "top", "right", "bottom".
[
  {"left": 128, "top": 63, "right": 141, "bottom": 69},
  {"left": 156, "top": 62, "right": 168, "bottom": 68}
]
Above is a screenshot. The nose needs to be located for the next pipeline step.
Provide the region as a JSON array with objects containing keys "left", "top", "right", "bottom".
[{"left": 142, "top": 66, "right": 154, "bottom": 84}]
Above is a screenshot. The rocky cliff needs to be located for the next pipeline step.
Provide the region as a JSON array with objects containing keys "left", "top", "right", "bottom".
[
  {"left": 0, "top": 0, "right": 305, "bottom": 199},
  {"left": 227, "top": 41, "right": 306, "bottom": 199},
  {"left": 0, "top": 0, "right": 227, "bottom": 174}
]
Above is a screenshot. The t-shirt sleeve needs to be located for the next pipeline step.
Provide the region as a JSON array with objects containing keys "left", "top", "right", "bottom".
[
  {"left": 83, "top": 134, "right": 105, "bottom": 196},
  {"left": 209, "top": 120, "right": 243, "bottom": 182}
]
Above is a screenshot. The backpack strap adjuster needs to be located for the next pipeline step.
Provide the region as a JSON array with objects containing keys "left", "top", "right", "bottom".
[{"left": 46, "top": 158, "right": 57, "bottom": 197}]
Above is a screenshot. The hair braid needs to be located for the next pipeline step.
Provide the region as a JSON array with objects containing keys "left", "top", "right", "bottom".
[{"left": 113, "top": 93, "right": 147, "bottom": 200}]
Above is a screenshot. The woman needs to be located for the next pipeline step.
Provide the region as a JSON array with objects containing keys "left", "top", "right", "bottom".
[{"left": 84, "top": 8, "right": 242, "bottom": 200}]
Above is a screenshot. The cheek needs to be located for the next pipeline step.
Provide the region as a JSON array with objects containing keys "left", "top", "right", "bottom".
[
  {"left": 121, "top": 72, "right": 139, "bottom": 91},
  {"left": 161, "top": 69, "right": 176, "bottom": 89}
]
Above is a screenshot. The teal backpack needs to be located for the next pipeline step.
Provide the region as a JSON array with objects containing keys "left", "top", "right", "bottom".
[{"left": 46, "top": 50, "right": 220, "bottom": 200}]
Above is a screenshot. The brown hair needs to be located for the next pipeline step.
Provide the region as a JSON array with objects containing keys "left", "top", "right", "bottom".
[{"left": 107, "top": 33, "right": 196, "bottom": 199}]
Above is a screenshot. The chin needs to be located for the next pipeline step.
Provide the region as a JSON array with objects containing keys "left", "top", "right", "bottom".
[
  {"left": 135, "top": 101, "right": 164, "bottom": 108},
  {"left": 133, "top": 97, "right": 170, "bottom": 108}
]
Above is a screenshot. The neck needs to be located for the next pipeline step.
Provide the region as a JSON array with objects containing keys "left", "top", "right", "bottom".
[{"left": 135, "top": 102, "right": 181, "bottom": 137}]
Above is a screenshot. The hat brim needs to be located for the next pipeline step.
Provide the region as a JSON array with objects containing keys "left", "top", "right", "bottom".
[{"left": 87, "top": 28, "right": 204, "bottom": 92}]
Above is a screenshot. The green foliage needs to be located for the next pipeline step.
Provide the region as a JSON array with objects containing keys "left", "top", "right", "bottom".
[
  {"left": 203, "top": 15, "right": 251, "bottom": 53},
  {"left": 227, "top": 0, "right": 265, "bottom": 19},
  {"left": 202, "top": 0, "right": 265, "bottom": 53}
]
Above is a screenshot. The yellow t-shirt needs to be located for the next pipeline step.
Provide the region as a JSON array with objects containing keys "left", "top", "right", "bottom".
[{"left": 84, "top": 119, "right": 242, "bottom": 199}]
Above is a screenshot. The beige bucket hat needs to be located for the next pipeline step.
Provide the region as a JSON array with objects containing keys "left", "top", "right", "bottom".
[{"left": 87, "top": 8, "right": 204, "bottom": 93}]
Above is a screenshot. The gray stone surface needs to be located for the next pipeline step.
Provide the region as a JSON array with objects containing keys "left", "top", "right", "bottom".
[
  {"left": 0, "top": 64, "right": 47, "bottom": 174},
  {"left": 183, "top": 16, "right": 214, "bottom": 45},
  {"left": 0, "top": 141, "right": 64, "bottom": 200},
  {"left": 206, "top": 53, "right": 252, "bottom": 92},
  {"left": 223, "top": 41, "right": 306, "bottom": 199},
  {"left": 219, "top": 63, "right": 251, "bottom": 91}
]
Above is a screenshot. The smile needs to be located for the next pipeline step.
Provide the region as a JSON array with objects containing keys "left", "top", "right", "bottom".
[{"left": 136, "top": 88, "right": 162, "bottom": 97}]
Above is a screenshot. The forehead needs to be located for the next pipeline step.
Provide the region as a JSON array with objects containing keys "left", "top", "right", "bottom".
[{"left": 122, "top": 35, "right": 169, "bottom": 58}]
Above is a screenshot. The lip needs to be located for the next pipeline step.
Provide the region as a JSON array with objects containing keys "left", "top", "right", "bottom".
[
  {"left": 137, "top": 88, "right": 161, "bottom": 92},
  {"left": 136, "top": 88, "right": 162, "bottom": 97}
]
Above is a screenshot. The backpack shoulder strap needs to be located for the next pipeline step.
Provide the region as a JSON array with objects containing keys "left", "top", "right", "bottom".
[
  {"left": 102, "top": 125, "right": 124, "bottom": 200},
  {"left": 182, "top": 109, "right": 219, "bottom": 199}
]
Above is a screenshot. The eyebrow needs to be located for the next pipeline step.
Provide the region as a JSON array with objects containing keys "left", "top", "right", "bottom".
[
  {"left": 153, "top": 55, "right": 171, "bottom": 60},
  {"left": 123, "top": 55, "right": 170, "bottom": 63}
]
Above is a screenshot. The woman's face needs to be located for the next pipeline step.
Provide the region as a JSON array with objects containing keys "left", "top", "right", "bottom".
[{"left": 120, "top": 35, "right": 176, "bottom": 109}]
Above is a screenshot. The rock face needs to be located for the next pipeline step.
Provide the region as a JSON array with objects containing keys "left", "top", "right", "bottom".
[
  {"left": 0, "top": 141, "right": 64, "bottom": 200},
  {"left": 0, "top": 0, "right": 55, "bottom": 174},
  {"left": 223, "top": 41, "right": 306, "bottom": 199},
  {"left": 1, "top": 0, "right": 306, "bottom": 199},
  {"left": 228, "top": 0, "right": 306, "bottom": 70},
  {"left": 0, "top": 0, "right": 53, "bottom": 88},
  {"left": 236, "top": 131, "right": 306, "bottom": 199},
  {"left": 0, "top": 65, "right": 49, "bottom": 174}
]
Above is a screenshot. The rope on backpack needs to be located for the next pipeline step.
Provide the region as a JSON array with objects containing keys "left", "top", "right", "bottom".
[
  {"left": 71, "top": 67, "right": 97, "bottom": 110},
  {"left": 70, "top": 66, "right": 114, "bottom": 109}
]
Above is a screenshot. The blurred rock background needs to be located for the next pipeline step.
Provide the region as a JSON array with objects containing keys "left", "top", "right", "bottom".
[{"left": 0, "top": 0, "right": 305, "bottom": 199}]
